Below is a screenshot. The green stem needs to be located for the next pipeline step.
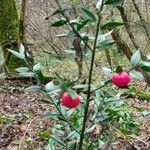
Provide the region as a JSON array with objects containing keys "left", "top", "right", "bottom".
[
  {"left": 90, "top": 79, "right": 111, "bottom": 93},
  {"left": 55, "top": 0, "right": 93, "bottom": 52},
  {"left": 47, "top": 95, "right": 80, "bottom": 135},
  {"left": 78, "top": 15, "right": 101, "bottom": 150}
]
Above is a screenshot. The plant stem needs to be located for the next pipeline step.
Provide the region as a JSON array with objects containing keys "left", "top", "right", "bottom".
[
  {"left": 78, "top": 15, "right": 101, "bottom": 150},
  {"left": 55, "top": 0, "right": 93, "bottom": 52},
  {"left": 47, "top": 95, "right": 80, "bottom": 134}
]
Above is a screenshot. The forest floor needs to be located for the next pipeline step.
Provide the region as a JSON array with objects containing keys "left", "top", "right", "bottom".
[{"left": 0, "top": 78, "right": 150, "bottom": 150}]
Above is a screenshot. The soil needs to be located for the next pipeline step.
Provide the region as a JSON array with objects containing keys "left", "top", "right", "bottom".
[{"left": 0, "top": 79, "right": 149, "bottom": 150}]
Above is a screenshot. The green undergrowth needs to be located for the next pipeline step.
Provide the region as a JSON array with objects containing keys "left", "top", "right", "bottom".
[
  {"left": 130, "top": 86, "right": 150, "bottom": 101},
  {"left": 35, "top": 52, "right": 105, "bottom": 83}
]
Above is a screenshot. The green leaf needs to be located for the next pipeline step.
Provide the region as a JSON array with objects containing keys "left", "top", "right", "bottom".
[
  {"left": 45, "top": 81, "right": 55, "bottom": 92},
  {"left": 15, "top": 67, "right": 30, "bottom": 73},
  {"left": 141, "top": 110, "right": 150, "bottom": 116},
  {"left": 130, "top": 50, "right": 141, "bottom": 67},
  {"left": 130, "top": 70, "right": 144, "bottom": 80},
  {"left": 96, "top": 0, "right": 103, "bottom": 12},
  {"left": 7, "top": 49, "right": 25, "bottom": 60},
  {"left": 101, "top": 21, "right": 124, "bottom": 30},
  {"left": 19, "top": 44, "right": 25, "bottom": 55},
  {"left": 72, "top": 84, "right": 88, "bottom": 89},
  {"left": 67, "top": 89, "right": 77, "bottom": 99},
  {"left": 105, "top": 0, "right": 124, "bottom": 6},
  {"left": 24, "top": 85, "right": 42, "bottom": 92},
  {"left": 37, "top": 71, "right": 46, "bottom": 82},
  {"left": 77, "top": 20, "right": 88, "bottom": 31},
  {"left": 80, "top": 7, "right": 96, "bottom": 22},
  {"left": 60, "top": 105, "right": 67, "bottom": 117},
  {"left": 68, "top": 142, "right": 77, "bottom": 150},
  {"left": 102, "top": 67, "right": 112, "bottom": 76},
  {"left": 38, "top": 131, "right": 50, "bottom": 140},
  {"left": 140, "top": 61, "right": 150, "bottom": 72},
  {"left": 33, "top": 63, "right": 42, "bottom": 71},
  {"left": 51, "top": 9, "right": 62, "bottom": 16},
  {"left": 44, "top": 112, "right": 60, "bottom": 120},
  {"left": 51, "top": 20, "right": 67, "bottom": 27},
  {"left": 49, "top": 136, "right": 66, "bottom": 147},
  {"left": 19, "top": 72, "right": 34, "bottom": 77},
  {"left": 67, "top": 31, "right": 76, "bottom": 38},
  {"left": 96, "top": 31, "right": 114, "bottom": 48},
  {"left": 116, "top": 66, "right": 123, "bottom": 73},
  {"left": 67, "top": 131, "right": 79, "bottom": 140}
]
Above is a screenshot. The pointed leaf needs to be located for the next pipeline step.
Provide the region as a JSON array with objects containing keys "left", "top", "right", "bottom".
[
  {"left": 67, "top": 89, "right": 77, "bottom": 99},
  {"left": 19, "top": 72, "right": 34, "bottom": 77},
  {"left": 7, "top": 49, "right": 25, "bottom": 60},
  {"left": 45, "top": 81, "right": 55, "bottom": 92},
  {"left": 116, "top": 66, "right": 123, "bottom": 73},
  {"left": 51, "top": 9, "right": 62, "bottom": 16},
  {"left": 102, "top": 67, "right": 112, "bottom": 76},
  {"left": 49, "top": 136, "right": 65, "bottom": 147},
  {"left": 96, "top": 0, "right": 103, "bottom": 11},
  {"left": 44, "top": 112, "right": 60, "bottom": 120},
  {"left": 130, "top": 70, "right": 144, "bottom": 80},
  {"left": 101, "top": 21, "right": 124, "bottom": 30},
  {"left": 105, "top": 0, "right": 124, "bottom": 6},
  {"left": 130, "top": 50, "right": 141, "bottom": 67},
  {"left": 80, "top": 7, "right": 96, "bottom": 22},
  {"left": 33, "top": 63, "right": 42, "bottom": 71},
  {"left": 140, "top": 61, "right": 150, "bottom": 72},
  {"left": 19, "top": 44, "right": 25, "bottom": 54},
  {"left": 51, "top": 20, "right": 67, "bottom": 27},
  {"left": 25, "top": 85, "right": 42, "bottom": 92},
  {"left": 15, "top": 67, "right": 30, "bottom": 73},
  {"left": 72, "top": 84, "right": 88, "bottom": 89}
]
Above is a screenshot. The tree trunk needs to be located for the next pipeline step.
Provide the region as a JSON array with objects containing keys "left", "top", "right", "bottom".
[
  {"left": 0, "top": 0, "right": 28, "bottom": 73},
  {"left": 111, "top": 30, "right": 150, "bottom": 85}
]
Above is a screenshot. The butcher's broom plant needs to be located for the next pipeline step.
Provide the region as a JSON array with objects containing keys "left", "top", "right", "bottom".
[{"left": 8, "top": 0, "right": 150, "bottom": 149}]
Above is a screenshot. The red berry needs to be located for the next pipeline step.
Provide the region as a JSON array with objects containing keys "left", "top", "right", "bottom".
[
  {"left": 112, "top": 72, "right": 131, "bottom": 88},
  {"left": 60, "top": 92, "right": 80, "bottom": 108}
]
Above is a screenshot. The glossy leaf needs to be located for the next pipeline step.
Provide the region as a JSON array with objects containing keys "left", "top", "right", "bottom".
[
  {"left": 105, "top": 0, "right": 124, "bottom": 6},
  {"left": 77, "top": 20, "right": 88, "bottom": 31},
  {"left": 51, "top": 20, "right": 67, "bottom": 27},
  {"left": 140, "top": 61, "right": 150, "bottom": 72},
  {"left": 49, "top": 136, "right": 66, "bottom": 147},
  {"left": 19, "top": 44, "right": 25, "bottom": 55},
  {"left": 96, "top": 0, "right": 103, "bottom": 12},
  {"left": 116, "top": 66, "right": 123, "bottom": 73},
  {"left": 45, "top": 81, "right": 55, "bottom": 92},
  {"left": 33, "top": 63, "right": 42, "bottom": 71},
  {"left": 80, "top": 7, "right": 96, "bottom": 22},
  {"left": 101, "top": 21, "right": 124, "bottom": 30},
  {"left": 19, "top": 72, "right": 34, "bottom": 77},
  {"left": 130, "top": 70, "right": 144, "bottom": 80},
  {"left": 102, "top": 67, "right": 112, "bottom": 76},
  {"left": 15, "top": 67, "right": 30, "bottom": 73},
  {"left": 7, "top": 49, "right": 25, "bottom": 60},
  {"left": 130, "top": 50, "right": 141, "bottom": 67}
]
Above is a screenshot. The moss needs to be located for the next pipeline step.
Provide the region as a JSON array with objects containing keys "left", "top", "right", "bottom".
[
  {"left": 0, "top": 0, "right": 27, "bottom": 73},
  {"left": 0, "top": 0, "right": 19, "bottom": 43}
]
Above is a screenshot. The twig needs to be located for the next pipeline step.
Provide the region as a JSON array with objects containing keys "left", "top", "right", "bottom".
[{"left": 18, "top": 117, "right": 38, "bottom": 150}]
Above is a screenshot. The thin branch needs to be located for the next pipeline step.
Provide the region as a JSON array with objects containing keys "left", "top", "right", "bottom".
[{"left": 78, "top": 15, "right": 101, "bottom": 150}]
